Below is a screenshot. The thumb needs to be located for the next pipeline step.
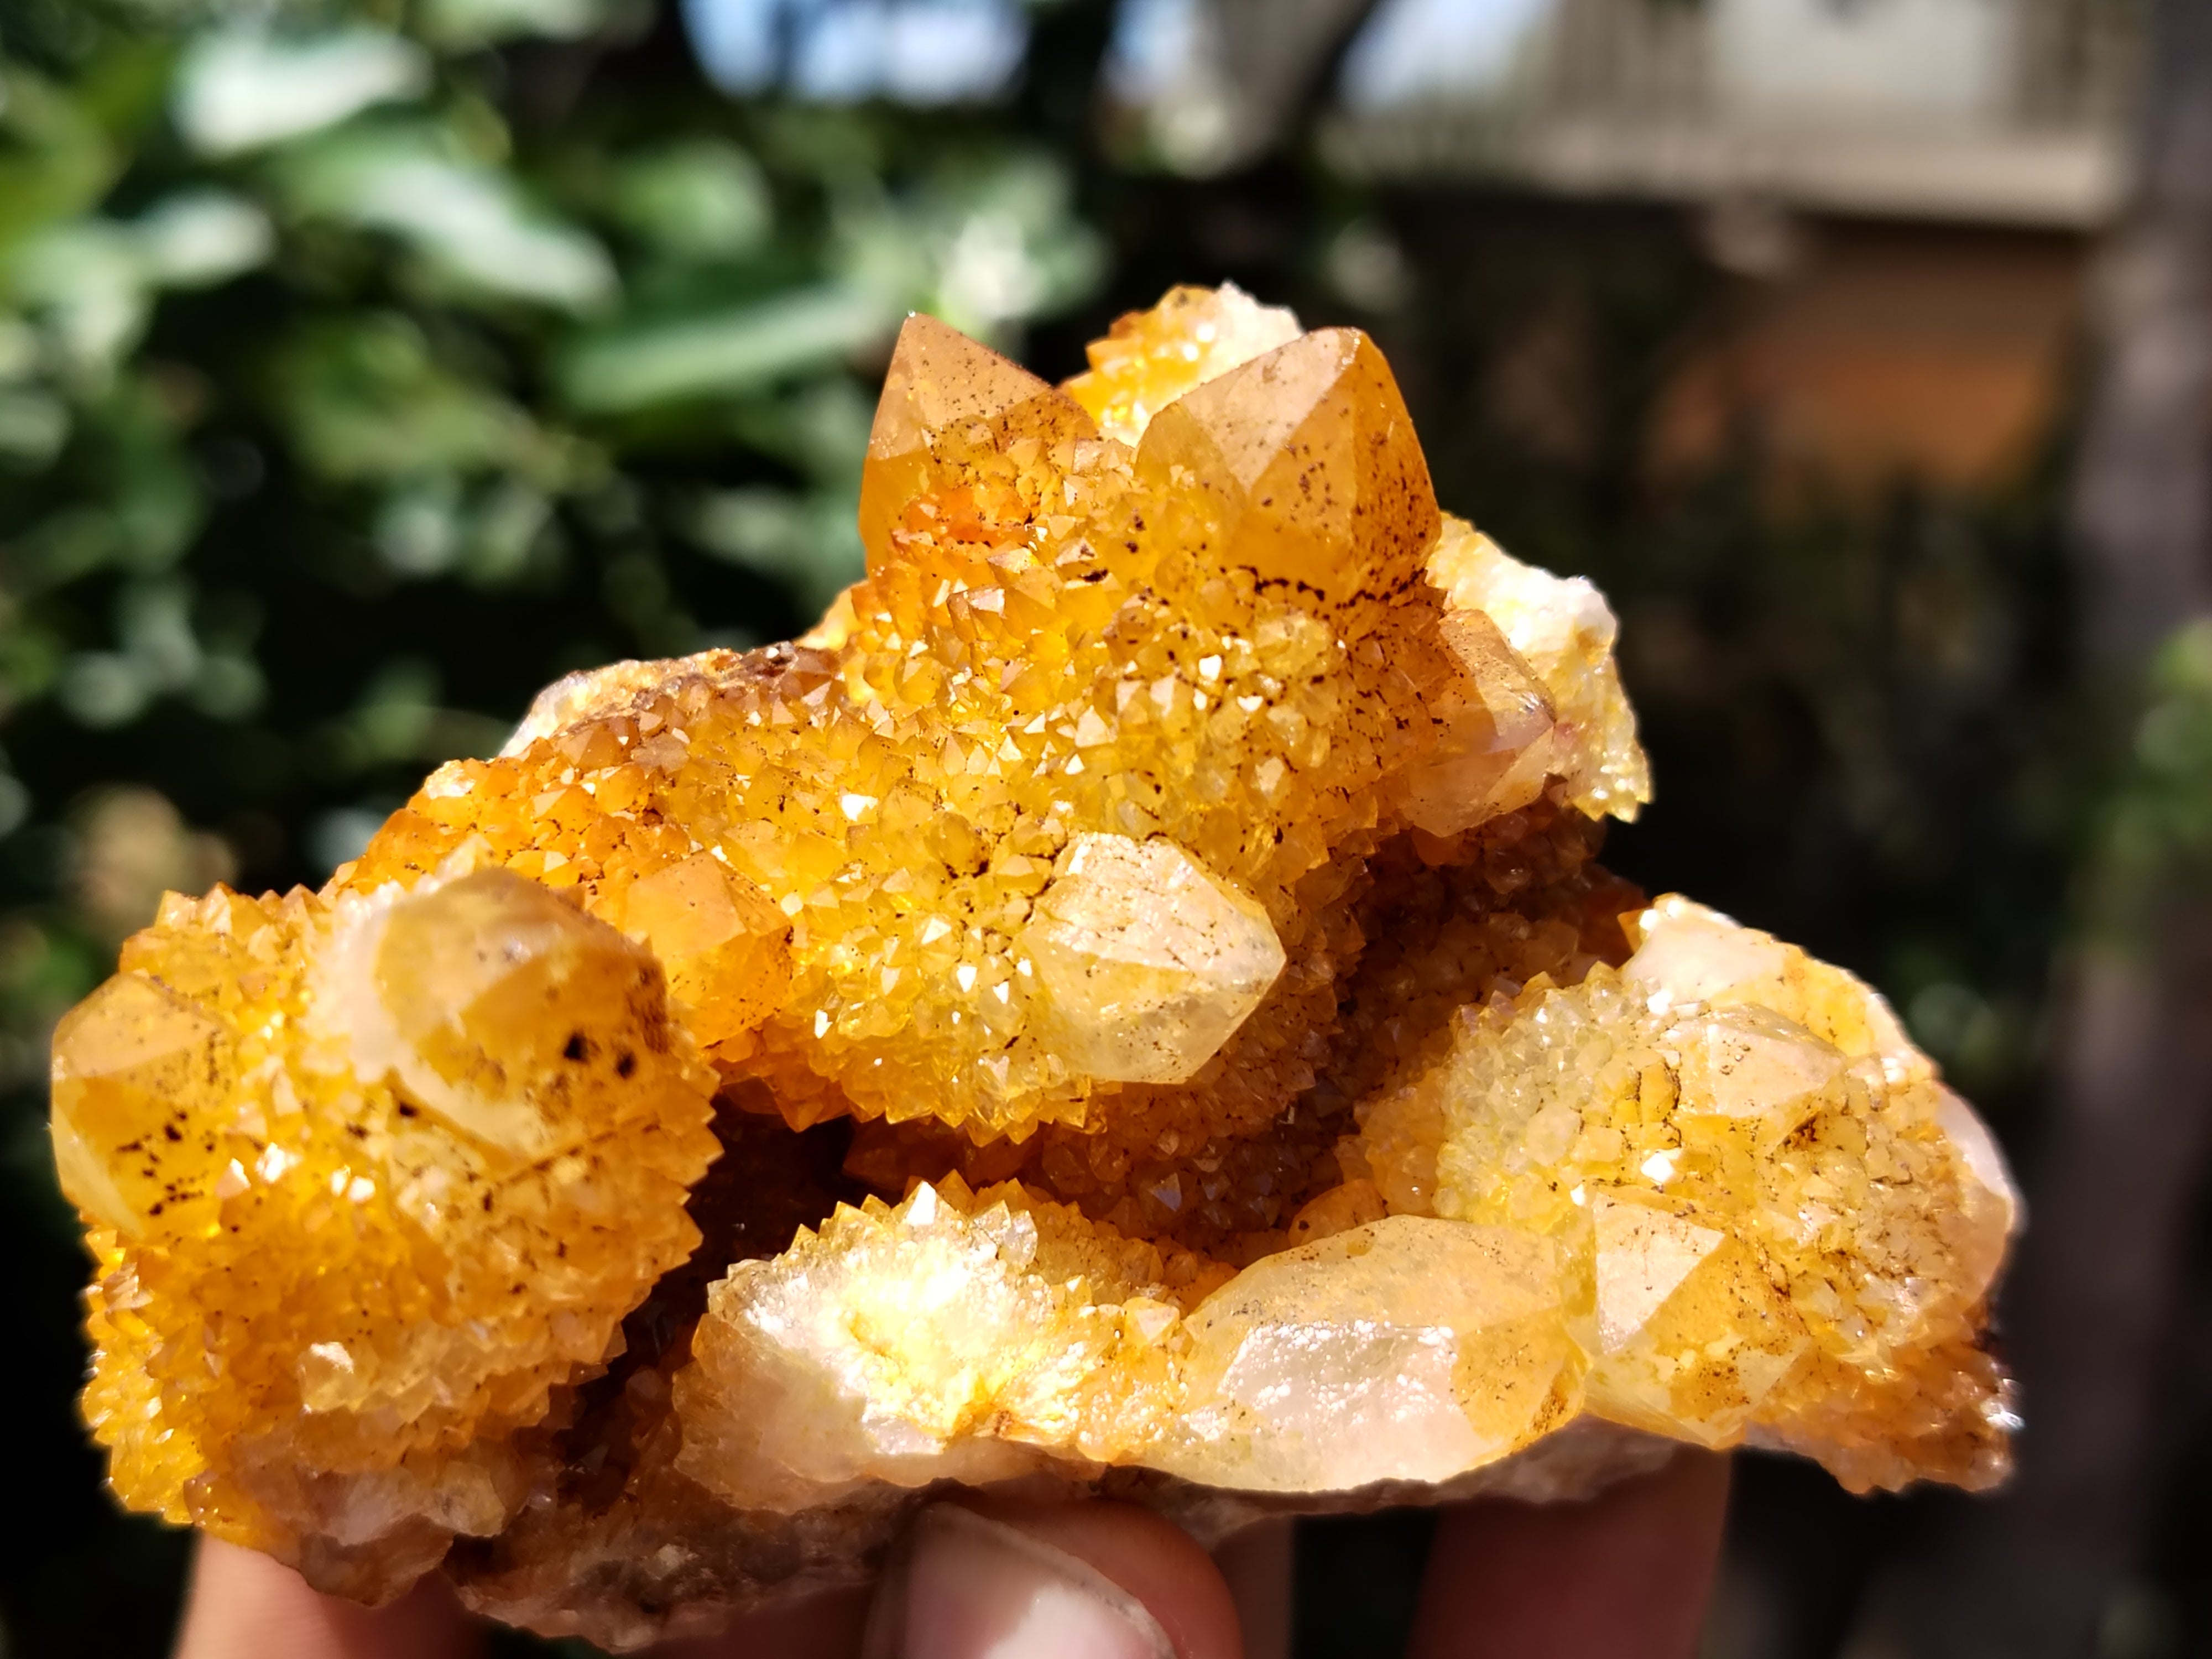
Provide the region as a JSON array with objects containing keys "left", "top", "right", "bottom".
[
  {"left": 173, "top": 1537, "right": 481, "bottom": 1659},
  {"left": 862, "top": 1499, "right": 1244, "bottom": 1659}
]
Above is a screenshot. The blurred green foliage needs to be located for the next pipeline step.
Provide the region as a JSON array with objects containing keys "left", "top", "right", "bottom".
[
  {"left": 2103, "top": 618, "right": 2212, "bottom": 893},
  {"left": 0, "top": 0, "right": 1100, "bottom": 1647},
  {"left": 0, "top": 0, "right": 1104, "bottom": 1062}
]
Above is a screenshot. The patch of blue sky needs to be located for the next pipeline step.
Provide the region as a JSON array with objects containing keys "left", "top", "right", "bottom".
[
  {"left": 680, "top": 0, "right": 1030, "bottom": 104},
  {"left": 1338, "top": 0, "right": 1557, "bottom": 111},
  {"left": 1102, "top": 0, "right": 1207, "bottom": 105}
]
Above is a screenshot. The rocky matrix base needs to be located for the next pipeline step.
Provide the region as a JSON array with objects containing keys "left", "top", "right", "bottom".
[{"left": 51, "top": 286, "right": 2019, "bottom": 1651}]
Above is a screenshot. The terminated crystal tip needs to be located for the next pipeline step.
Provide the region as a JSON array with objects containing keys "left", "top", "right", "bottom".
[
  {"left": 1021, "top": 832, "right": 1286, "bottom": 1086},
  {"left": 52, "top": 286, "right": 2016, "bottom": 1647}
]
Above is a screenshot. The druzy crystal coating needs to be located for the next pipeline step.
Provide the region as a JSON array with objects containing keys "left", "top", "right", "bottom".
[{"left": 51, "top": 284, "right": 2018, "bottom": 1648}]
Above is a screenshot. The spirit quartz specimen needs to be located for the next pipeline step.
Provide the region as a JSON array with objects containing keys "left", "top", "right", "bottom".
[{"left": 50, "top": 285, "right": 2019, "bottom": 1649}]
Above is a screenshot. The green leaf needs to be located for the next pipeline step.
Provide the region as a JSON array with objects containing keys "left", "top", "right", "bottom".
[
  {"left": 724, "top": 377, "right": 874, "bottom": 483},
  {"left": 609, "top": 140, "right": 773, "bottom": 263},
  {"left": 132, "top": 191, "right": 275, "bottom": 288},
  {"left": 109, "top": 437, "right": 206, "bottom": 573},
  {"left": 4, "top": 220, "right": 148, "bottom": 379},
  {"left": 371, "top": 476, "right": 558, "bottom": 583},
  {"left": 114, "top": 578, "right": 204, "bottom": 694},
  {"left": 174, "top": 26, "right": 430, "bottom": 156},
  {"left": 829, "top": 152, "right": 1106, "bottom": 337},
  {"left": 0, "top": 387, "right": 70, "bottom": 467},
  {"left": 281, "top": 125, "right": 616, "bottom": 311},
  {"left": 314, "top": 658, "right": 512, "bottom": 776},
  {"left": 7, "top": 508, "right": 120, "bottom": 598},
  {"left": 270, "top": 314, "right": 555, "bottom": 483},
  {"left": 57, "top": 652, "right": 150, "bottom": 728},
  {"left": 683, "top": 484, "right": 865, "bottom": 613},
  {"left": 0, "top": 63, "right": 122, "bottom": 252},
  {"left": 559, "top": 284, "right": 891, "bottom": 414},
  {"left": 190, "top": 654, "right": 265, "bottom": 722},
  {"left": 7, "top": 192, "right": 270, "bottom": 379},
  {"left": 414, "top": 0, "right": 625, "bottom": 50}
]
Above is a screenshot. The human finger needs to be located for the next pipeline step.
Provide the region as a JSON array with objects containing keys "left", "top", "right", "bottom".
[
  {"left": 854, "top": 1496, "right": 1245, "bottom": 1659},
  {"left": 1405, "top": 1449, "right": 1731, "bottom": 1659},
  {"left": 173, "top": 1537, "right": 483, "bottom": 1659}
]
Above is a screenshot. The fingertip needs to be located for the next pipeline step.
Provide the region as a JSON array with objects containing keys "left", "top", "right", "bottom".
[
  {"left": 1212, "top": 1519, "right": 1293, "bottom": 1659},
  {"left": 865, "top": 1497, "right": 1243, "bottom": 1659},
  {"left": 976, "top": 1497, "right": 1244, "bottom": 1659},
  {"left": 1408, "top": 1449, "right": 1732, "bottom": 1659},
  {"left": 175, "top": 1537, "right": 481, "bottom": 1659}
]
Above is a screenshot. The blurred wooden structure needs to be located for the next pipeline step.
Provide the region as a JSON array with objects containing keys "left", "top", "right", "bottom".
[
  {"left": 1647, "top": 220, "right": 2085, "bottom": 491},
  {"left": 1306, "top": 0, "right": 2148, "bottom": 492}
]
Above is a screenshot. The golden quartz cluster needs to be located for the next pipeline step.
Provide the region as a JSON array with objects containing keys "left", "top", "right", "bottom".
[{"left": 51, "top": 286, "right": 2018, "bottom": 1647}]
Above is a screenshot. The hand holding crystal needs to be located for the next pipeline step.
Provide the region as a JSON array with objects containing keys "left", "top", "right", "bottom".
[{"left": 177, "top": 1451, "right": 1728, "bottom": 1658}]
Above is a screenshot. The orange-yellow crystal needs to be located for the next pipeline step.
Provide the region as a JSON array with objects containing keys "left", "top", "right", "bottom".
[
  {"left": 57, "top": 865, "right": 718, "bottom": 1597},
  {"left": 51, "top": 286, "right": 2018, "bottom": 1645}
]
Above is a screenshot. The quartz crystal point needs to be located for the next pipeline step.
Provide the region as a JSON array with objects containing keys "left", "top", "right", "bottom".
[{"left": 51, "top": 285, "right": 2019, "bottom": 1647}]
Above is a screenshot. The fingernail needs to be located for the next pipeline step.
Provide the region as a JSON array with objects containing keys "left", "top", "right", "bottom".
[{"left": 864, "top": 1504, "right": 1177, "bottom": 1659}]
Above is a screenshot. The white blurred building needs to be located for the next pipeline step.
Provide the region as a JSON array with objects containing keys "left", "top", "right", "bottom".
[
  {"left": 1112, "top": 0, "right": 2138, "bottom": 226},
  {"left": 1324, "top": 0, "right": 2138, "bottom": 227}
]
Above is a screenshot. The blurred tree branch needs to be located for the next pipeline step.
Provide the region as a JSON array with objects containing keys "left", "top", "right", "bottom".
[
  {"left": 2071, "top": 1, "right": 2212, "bottom": 666},
  {"left": 1930, "top": 0, "right": 2212, "bottom": 1652},
  {"left": 1212, "top": 0, "right": 1386, "bottom": 166}
]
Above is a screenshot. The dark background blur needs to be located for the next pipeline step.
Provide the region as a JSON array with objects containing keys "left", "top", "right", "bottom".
[{"left": 4, "top": 1, "right": 2209, "bottom": 1654}]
